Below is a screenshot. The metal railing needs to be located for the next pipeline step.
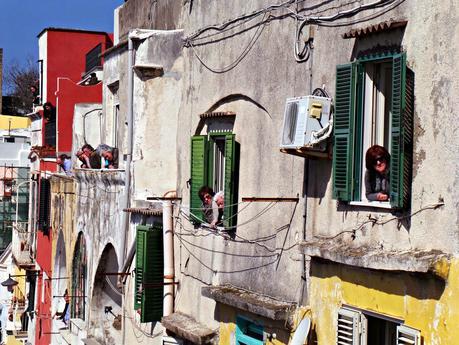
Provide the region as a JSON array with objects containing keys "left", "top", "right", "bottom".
[{"left": 12, "top": 221, "right": 34, "bottom": 266}]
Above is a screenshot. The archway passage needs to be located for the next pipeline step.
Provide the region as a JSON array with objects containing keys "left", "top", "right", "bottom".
[
  {"left": 90, "top": 244, "right": 121, "bottom": 344},
  {"left": 71, "top": 232, "right": 87, "bottom": 320}
]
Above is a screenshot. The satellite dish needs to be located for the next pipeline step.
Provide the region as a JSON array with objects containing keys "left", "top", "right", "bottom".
[{"left": 290, "top": 317, "right": 311, "bottom": 345}]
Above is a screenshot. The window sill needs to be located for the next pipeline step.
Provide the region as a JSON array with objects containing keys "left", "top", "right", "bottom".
[{"left": 349, "top": 201, "right": 393, "bottom": 209}]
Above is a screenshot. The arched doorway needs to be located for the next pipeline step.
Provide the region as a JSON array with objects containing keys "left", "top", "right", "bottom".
[
  {"left": 52, "top": 231, "right": 68, "bottom": 339},
  {"left": 89, "top": 244, "right": 121, "bottom": 344},
  {"left": 71, "top": 232, "right": 87, "bottom": 320}
]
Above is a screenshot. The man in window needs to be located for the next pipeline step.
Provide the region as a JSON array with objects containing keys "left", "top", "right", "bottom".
[{"left": 365, "top": 145, "right": 390, "bottom": 202}]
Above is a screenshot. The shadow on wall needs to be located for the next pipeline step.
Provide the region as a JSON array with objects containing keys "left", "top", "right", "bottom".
[
  {"left": 310, "top": 258, "right": 446, "bottom": 301},
  {"left": 194, "top": 93, "right": 270, "bottom": 135},
  {"left": 304, "top": 158, "right": 332, "bottom": 200}
]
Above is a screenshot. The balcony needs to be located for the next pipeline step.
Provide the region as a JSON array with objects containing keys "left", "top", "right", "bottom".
[{"left": 12, "top": 222, "right": 34, "bottom": 268}]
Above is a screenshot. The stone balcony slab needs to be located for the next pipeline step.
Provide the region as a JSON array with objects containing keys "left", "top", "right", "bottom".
[
  {"left": 161, "top": 312, "right": 216, "bottom": 345},
  {"left": 201, "top": 285, "right": 296, "bottom": 322},
  {"left": 299, "top": 239, "right": 450, "bottom": 280}
]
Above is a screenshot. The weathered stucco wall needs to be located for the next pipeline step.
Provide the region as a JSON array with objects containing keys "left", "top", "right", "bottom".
[
  {"left": 98, "top": 0, "right": 459, "bottom": 344},
  {"left": 73, "top": 170, "right": 125, "bottom": 341},
  {"left": 117, "top": 0, "right": 181, "bottom": 42},
  {"left": 298, "top": 0, "right": 459, "bottom": 254},
  {"left": 131, "top": 30, "right": 183, "bottom": 200}
]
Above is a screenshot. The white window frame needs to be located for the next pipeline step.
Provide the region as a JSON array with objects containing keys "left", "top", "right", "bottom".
[
  {"left": 353, "top": 60, "right": 393, "bottom": 208},
  {"left": 337, "top": 306, "right": 420, "bottom": 345},
  {"left": 210, "top": 135, "right": 226, "bottom": 194}
]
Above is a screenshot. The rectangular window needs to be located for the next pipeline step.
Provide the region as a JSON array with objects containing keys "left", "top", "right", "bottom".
[
  {"left": 112, "top": 103, "right": 119, "bottom": 148},
  {"left": 332, "top": 52, "right": 413, "bottom": 209},
  {"left": 236, "top": 316, "right": 264, "bottom": 345},
  {"left": 190, "top": 133, "right": 239, "bottom": 228},
  {"left": 134, "top": 224, "right": 163, "bottom": 323},
  {"left": 337, "top": 307, "right": 420, "bottom": 345}
]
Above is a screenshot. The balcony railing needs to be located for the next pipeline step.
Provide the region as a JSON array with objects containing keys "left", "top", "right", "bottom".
[{"left": 12, "top": 222, "right": 34, "bottom": 267}]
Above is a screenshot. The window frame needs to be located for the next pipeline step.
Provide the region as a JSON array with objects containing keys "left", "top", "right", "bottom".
[
  {"left": 337, "top": 306, "right": 420, "bottom": 345},
  {"left": 190, "top": 132, "right": 239, "bottom": 228},
  {"left": 332, "top": 51, "right": 412, "bottom": 210}
]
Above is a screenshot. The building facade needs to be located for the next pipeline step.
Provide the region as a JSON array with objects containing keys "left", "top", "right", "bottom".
[{"left": 27, "top": 1, "right": 459, "bottom": 345}]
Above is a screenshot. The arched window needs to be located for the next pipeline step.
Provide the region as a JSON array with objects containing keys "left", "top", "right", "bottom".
[{"left": 71, "top": 232, "right": 87, "bottom": 319}]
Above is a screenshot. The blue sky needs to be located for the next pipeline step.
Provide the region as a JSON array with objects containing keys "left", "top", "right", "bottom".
[{"left": 0, "top": 0, "right": 124, "bottom": 90}]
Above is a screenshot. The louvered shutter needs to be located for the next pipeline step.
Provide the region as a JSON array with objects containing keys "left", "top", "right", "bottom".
[
  {"left": 390, "top": 53, "right": 412, "bottom": 209},
  {"left": 337, "top": 308, "right": 362, "bottom": 345},
  {"left": 190, "top": 136, "right": 208, "bottom": 223},
  {"left": 38, "top": 179, "right": 51, "bottom": 232},
  {"left": 333, "top": 63, "right": 357, "bottom": 201},
  {"left": 134, "top": 225, "right": 147, "bottom": 310},
  {"left": 224, "top": 134, "right": 238, "bottom": 228},
  {"left": 141, "top": 224, "right": 164, "bottom": 322},
  {"left": 396, "top": 325, "right": 420, "bottom": 345}
]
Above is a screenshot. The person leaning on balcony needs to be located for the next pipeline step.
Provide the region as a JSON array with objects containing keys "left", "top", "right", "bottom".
[
  {"left": 57, "top": 154, "right": 72, "bottom": 175},
  {"left": 43, "top": 102, "right": 56, "bottom": 122},
  {"left": 365, "top": 145, "right": 390, "bottom": 202},
  {"left": 96, "top": 144, "right": 118, "bottom": 169},
  {"left": 76, "top": 144, "right": 101, "bottom": 169}
]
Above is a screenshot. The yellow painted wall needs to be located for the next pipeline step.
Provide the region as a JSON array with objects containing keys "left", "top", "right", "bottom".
[
  {"left": 50, "top": 177, "right": 77, "bottom": 293},
  {"left": 6, "top": 335, "right": 24, "bottom": 345},
  {"left": 0, "top": 115, "right": 30, "bottom": 130},
  {"left": 309, "top": 258, "right": 459, "bottom": 345}
]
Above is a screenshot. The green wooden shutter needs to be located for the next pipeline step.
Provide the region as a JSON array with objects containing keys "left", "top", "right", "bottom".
[
  {"left": 224, "top": 134, "right": 238, "bottom": 228},
  {"left": 135, "top": 225, "right": 164, "bottom": 322},
  {"left": 390, "top": 53, "right": 412, "bottom": 209},
  {"left": 134, "top": 226, "right": 147, "bottom": 310},
  {"left": 190, "top": 136, "right": 208, "bottom": 222},
  {"left": 333, "top": 63, "right": 357, "bottom": 201},
  {"left": 141, "top": 224, "right": 164, "bottom": 322}
]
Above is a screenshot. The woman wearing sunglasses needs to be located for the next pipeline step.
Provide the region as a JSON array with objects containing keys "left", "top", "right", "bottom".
[{"left": 365, "top": 145, "right": 390, "bottom": 202}]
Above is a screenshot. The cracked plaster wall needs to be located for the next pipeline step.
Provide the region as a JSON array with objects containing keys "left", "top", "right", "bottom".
[{"left": 101, "top": 0, "right": 459, "bottom": 343}]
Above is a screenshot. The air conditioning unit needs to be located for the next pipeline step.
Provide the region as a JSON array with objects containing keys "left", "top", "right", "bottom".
[{"left": 280, "top": 95, "right": 332, "bottom": 151}]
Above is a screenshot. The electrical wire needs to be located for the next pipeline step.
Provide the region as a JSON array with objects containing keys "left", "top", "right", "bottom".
[
  {"left": 187, "top": 12, "right": 269, "bottom": 74},
  {"left": 314, "top": 202, "right": 445, "bottom": 240},
  {"left": 184, "top": 0, "right": 404, "bottom": 67}
]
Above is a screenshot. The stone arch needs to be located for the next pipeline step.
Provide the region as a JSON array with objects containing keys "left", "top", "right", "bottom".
[
  {"left": 52, "top": 231, "right": 68, "bottom": 335},
  {"left": 71, "top": 232, "right": 87, "bottom": 320},
  {"left": 89, "top": 243, "right": 122, "bottom": 344}
]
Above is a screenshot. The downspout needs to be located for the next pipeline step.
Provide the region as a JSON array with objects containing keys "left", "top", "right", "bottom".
[
  {"left": 121, "top": 34, "right": 135, "bottom": 345},
  {"left": 301, "top": 41, "right": 314, "bottom": 305},
  {"left": 162, "top": 200, "right": 174, "bottom": 316}
]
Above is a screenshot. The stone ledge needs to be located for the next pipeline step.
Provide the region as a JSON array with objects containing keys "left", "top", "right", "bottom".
[
  {"left": 161, "top": 312, "right": 216, "bottom": 345},
  {"left": 202, "top": 285, "right": 296, "bottom": 322},
  {"left": 299, "top": 239, "right": 451, "bottom": 280}
]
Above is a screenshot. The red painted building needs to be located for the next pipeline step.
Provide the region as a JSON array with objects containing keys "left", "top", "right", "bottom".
[{"left": 32, "top": 28, "right": 112, "bottom": 345}]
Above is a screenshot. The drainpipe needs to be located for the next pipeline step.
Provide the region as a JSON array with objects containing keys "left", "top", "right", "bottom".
[
  {"left": 120, "top": 34, "right": 135, "bottom": 345},
  {"left": 162, "top": 200, "right": 174, "bottom": 316}
]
